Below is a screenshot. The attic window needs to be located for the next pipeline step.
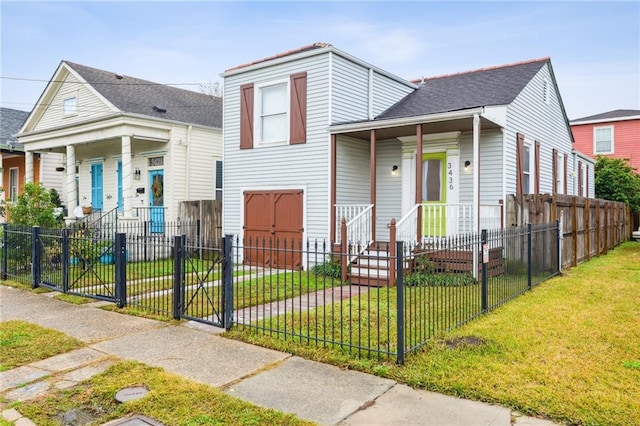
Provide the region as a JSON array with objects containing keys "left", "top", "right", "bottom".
[
  {"left": 153, "top": 105, "right": 167, "bottom": 113},
  {"left": 63, "top": 96, "right": 77, "bottom": 116}
]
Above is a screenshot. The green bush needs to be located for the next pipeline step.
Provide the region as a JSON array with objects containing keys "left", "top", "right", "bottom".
[{"left": 311, "top": 257, "right": 342, "bottom": 279}]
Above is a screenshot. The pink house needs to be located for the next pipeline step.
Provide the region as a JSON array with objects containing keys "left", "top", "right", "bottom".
[{"left": 570, "top": 109, "right": 640, "bottom": 172}]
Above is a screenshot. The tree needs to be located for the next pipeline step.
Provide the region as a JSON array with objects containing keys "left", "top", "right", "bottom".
[
  {"left": 594, "top": 156, "right": 640, "bottom": 212},
  {"left": 6, "top": 182, "right": 60, "bottom": 227}
]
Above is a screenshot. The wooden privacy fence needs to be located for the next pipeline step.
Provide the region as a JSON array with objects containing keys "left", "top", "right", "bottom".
[
  {"left": 507, "top": 194, "right": 632, "bottom": 270},
  {"left": 178, "top": 199, "right": 222, "bottom": 247}
]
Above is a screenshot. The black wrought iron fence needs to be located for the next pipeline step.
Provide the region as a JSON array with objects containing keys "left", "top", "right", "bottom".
[{"left": 1, "top": 221, "right": 561, "bottom": 363}]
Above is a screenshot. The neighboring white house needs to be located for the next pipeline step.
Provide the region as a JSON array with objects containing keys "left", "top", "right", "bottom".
[
  {"left": 221, "top": 42, "right": 594, "bottom": 258},
  {"left": 17, "top": 61, "right": 223, "bottom": 228}
]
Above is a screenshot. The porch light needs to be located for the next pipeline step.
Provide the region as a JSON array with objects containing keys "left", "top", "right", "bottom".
[
  {"left": 464, "top": 160, "right": 471, "bottom": 170},
  {"left": 134, "top": 168, "right": 141, "bottom": 180},
  {"left": 391, "top": 165, "right": 399, "bottom": 176}
]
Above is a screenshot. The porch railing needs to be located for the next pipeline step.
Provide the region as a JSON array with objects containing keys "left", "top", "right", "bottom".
[
  {"left": 396, "top": 203, "right": 503, "bottom": 244},
  {"left": 335, "top": 204, "right": 373, "bottom": 244}
]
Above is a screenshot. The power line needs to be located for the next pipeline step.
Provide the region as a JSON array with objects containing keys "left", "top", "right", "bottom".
[{"left": 0, "top": 76, "right": 208, "bottom": 87}]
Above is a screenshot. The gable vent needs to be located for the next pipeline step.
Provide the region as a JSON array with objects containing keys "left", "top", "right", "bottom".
[{"left": 153, "top": 105, "right": 167, "bottom": 113}]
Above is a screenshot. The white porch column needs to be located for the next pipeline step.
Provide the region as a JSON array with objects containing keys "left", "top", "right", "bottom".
[
  {"left": 66, "top": 145, "right": 77, "bottom": 216},
  {"left": 25, "top": 151, "right": 34, "bottom": 183},
  {"left": 121, "top": 135, "right": 133, "bottom": 218},
  {"left": 400, "top": 149, "right": 415, "bottom": 216},
  {"left": 473, "top": 114, "right": 481, "bottom": 233}
]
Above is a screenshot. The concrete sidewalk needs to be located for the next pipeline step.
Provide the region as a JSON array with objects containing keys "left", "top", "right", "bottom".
[{"left": 0, "top": 285, "right": 557, "bottom": 425}]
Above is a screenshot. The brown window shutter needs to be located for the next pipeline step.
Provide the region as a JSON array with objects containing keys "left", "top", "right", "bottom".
[
  {"left": 516, "top": 133, "right": 525, "bottom": 195},
  {"left": 552, "top": 148, "right": 558, "bottom": 193},
  {"left": 534, "top": 141, "right": 540, "bottom": 194},
  {"left": 289, "top": 72, "right": 307, "bottom": 144},
  {"left": 578, "top": 160, "right": 583, "bottom": 196},
  {"left": 240, "top": 83, "right": 254, "bottom": 150},
  {"left": 563, "top": 154, "right": 568, "bottom": 194}
]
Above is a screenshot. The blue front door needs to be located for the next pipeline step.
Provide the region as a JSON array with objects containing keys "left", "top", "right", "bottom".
[
  {"left": 149, "top": 169, "right": 165, "bottom": 233},
  {"left": 91, "top": 163, "right": 103, "bottom": 211},
  {"left": 117, "top": 161, "right": 123, "bottom": 211}
]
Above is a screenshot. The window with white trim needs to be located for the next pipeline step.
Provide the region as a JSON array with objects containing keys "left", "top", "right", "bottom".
[
  {"left": 63, "top": 95, "right": 77, "bottom": 116},
  {"left": 523, "top": 143, "right": 532, "bottom": 194},
  {"left": 9, "top": 167, "right": 19, "bottom": 202},
  {"left": 556, "top": 151, "right": 564, "bottom": 194},
  {"left": 594, "top": 126, "right": 613, "bottom": 154},
  {"left": 255, "top": 80, "right": 288, "bottom": 145}
]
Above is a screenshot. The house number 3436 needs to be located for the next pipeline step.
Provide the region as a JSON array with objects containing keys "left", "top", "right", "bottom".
[{"left": 448, "top": 162, "right": 454, "bottom": 190}]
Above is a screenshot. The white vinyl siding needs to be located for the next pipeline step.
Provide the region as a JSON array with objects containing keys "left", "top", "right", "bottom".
[
  {"left": 459, "top": 129, "right": 503, "bottom": 205},
  {"left": 371, "top": 72, "right": 415, "bottom": 117},
  {"left": 331, "top": 56, "right": 370, "bottom": 124},
  {"left": 505, "top": 64, "right": 574, "bottom": 196},
  {"left": 375, "top": 139, "right": 402, "bottom": 241},
  {"left": 336, "top": 136, "right": 370, "bottom": 205},
  {"left": 38, "top": 152, "right": 65, "bottom": 196},
  {"left": 33, "top": 70, "right": 114, "bottom": 131}
]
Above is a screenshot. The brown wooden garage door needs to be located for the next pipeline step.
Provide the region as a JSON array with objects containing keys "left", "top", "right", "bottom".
[{"left": 244, "top": 190, "right": 303, "bottom": 269}]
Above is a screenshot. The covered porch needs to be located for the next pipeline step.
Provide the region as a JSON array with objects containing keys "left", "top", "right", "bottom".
[
  {"left": 19, "top": 116, "right": 171, "bottom": 224},
  {"left": 330, "top": 107, "right": 505, "bottom": 248}
]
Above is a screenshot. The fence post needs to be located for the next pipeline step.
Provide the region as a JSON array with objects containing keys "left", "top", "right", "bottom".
[
  {"left": 114, "top": 232, "right": 127, "bottom": 308},
  {"left": 62, "top": 228, "right": 70, "bottom": 293},
  {"left": 389, "top": 219, "right": 396, "bottom": 287},
  {"left": 527, "top": 223, "right": 532, "bottom": 290},
  {"left": 556, "top": 220, "right": 561, "bottom": 274},
  {"left": 172, "top": 235, "right": 184, "bottom": 320},
  {"left": 1, "top": 223, "right": 7, "bottom": 280},
  {"left": 223, "top": 234, "right": 234, "bottom": 330},
  {"left": 31, "top": 226, "right": 41, "bottom": 289},
  {"left": 340, "top": 218, "right": 348, "bottom": 283},
  {"left": 396, "top": 240, "right": 405, "bottom": 365},
  {"left": 481, "top": 229, "right": 488, "bottom": 312}
]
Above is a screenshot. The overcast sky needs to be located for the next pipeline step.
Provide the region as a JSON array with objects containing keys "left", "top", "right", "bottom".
[{"left": 1, "top": 1, "right": 638, "bottom": 120}]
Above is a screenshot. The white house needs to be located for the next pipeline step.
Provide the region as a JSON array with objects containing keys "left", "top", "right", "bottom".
[
  {"left": 17, "top": 61, "right": 223, "bottom": 230},
  {"left": 221, "top": 43, "right": 594, "bottom": 265}
]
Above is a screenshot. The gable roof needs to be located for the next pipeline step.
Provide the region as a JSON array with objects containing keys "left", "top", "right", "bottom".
[
  {"left": 570, "top": 109, "right": 640, "bottom": 124},
  {"left": 376, "top": 58, "right": 549, "bottom": 120},
  {"left": 64, "top": 61, "right": 222, "bottom": 128},
  {"left": 0, "top": 107, "right": 29, "bottom": 148}
]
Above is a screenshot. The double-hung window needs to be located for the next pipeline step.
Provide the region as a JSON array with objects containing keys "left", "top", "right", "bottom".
[
  {"left": 257, "top": 80, "right": 288, "bottom": 145},
  {"left": 215, "top": 160, "right": 223, "bottom": 200},
  {"left": 594, "top": 126, "right": 613, "bottom": 154},
  {"left": 556, "top": 151, "right": 564, "bottom": 194}
]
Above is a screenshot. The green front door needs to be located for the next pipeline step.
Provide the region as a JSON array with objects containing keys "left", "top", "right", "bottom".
[{"left": 422, "top": 152, "right": 447, "bottom": 237}]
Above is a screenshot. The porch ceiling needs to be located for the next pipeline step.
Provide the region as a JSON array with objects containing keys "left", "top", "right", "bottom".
[{"left": 335, "top": 116, "right": 500, "bottom": 141}]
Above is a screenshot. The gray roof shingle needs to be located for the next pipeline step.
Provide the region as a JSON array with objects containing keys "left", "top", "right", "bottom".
[
  {"left": 376, "top": 59, "right": 548, "bottom": 120},
  {"left": 65, "top": 61, "right": 222, "bottom": 128},
  {"left": 0, "top": 107, "right": 29, "bottom": 147},
  {"left": 571, "top": 109, "right": 640, "bottom": 123}
]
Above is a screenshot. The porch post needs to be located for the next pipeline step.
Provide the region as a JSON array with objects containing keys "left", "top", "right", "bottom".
[
  {"left": 415, "top": 124, "right": 423, "bottom": 241},
  {"left": 121, "top": 135, "right": 133, "bottom": 218},
  {"left": 65, "top": 145, "right": 77, "bottom": 217},
  {"left": 473, "top": 114, "right": 480, "bottom": 233},
  {"left": 330, "top": 134, "right": 337, "bottom": 244},
  {"left": 370, "top": 130, "right": 376, "bottom": 242},
  {"left": 25, "top": 151, "right": 34, "bottom": 183}
]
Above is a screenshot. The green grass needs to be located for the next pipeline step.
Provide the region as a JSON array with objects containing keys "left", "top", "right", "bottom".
[
  {"left": 229, "top": 241, "right": 640, "bottom": 426},
  {"left": 14, "top": 361, "right": 314, "bottom": 426},
  {"left": 0, "top": 321, "right": 84, "bottom": 371}
]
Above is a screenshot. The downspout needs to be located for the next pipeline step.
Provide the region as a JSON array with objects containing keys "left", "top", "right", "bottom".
[{"left": 185, "top": 125, "right": 192, "bottom": 200}]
